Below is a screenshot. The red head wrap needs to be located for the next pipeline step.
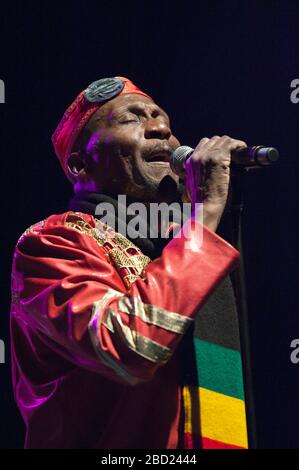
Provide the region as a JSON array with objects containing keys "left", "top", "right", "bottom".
[{"left": 52, "top": 76, "right": 151, "bottom": 179}]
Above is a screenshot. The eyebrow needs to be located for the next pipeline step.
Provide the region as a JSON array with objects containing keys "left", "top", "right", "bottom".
[
  {"left": 113, "top": 103, "right": 170, "bottom": 122},
  {"left": 130, "top": 104, "right": 169, "bottom": 119}
]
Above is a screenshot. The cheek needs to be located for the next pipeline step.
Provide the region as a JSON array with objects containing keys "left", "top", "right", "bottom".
[
  {"left": 91, "top": 127, "right": 142, "bottom": 178},
  {"left": 117, "top": 128, "right": 142, "bottom": 154},
  {"left": 106, "top": 127, "right": 141, "bottom": 158},
  {"left": 103, "top": 143, "right": 136, "bottom": 181}
]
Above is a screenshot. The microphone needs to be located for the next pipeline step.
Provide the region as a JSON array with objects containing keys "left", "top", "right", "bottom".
[{"left": 170, "top": 145, "right": 279, "bottom": 178}]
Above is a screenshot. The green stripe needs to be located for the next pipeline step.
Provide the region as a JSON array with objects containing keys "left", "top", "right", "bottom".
[{"left": 194, "top": 338, "right": 245, "bottom": 400}]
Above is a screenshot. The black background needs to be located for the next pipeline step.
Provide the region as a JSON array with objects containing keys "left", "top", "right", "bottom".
[{"left": 0, "top": 0, "right": 298, "bottom": 448}]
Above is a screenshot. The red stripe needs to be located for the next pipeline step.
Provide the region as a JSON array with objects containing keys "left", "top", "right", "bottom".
[
  {"left": 202, "top": 437, "right": 245, "bottom": 449},
  {"left": 184, "top": 433, "right": 246, "bottom": 449},
  {"left": 184, "top": 432, "right": 202, "bottom": 449}
]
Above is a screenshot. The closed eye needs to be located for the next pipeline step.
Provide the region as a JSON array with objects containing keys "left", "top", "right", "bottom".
[
  {"left": 117, "top": 113, "right": 140, "bottom": 124},
  {"left": 119, "top": 119, "right": 139, "bottom": 124}
]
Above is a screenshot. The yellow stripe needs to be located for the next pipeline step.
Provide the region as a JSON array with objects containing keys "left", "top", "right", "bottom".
[{"left": 183, "top": 386, "right": 248, "bottom": 448}]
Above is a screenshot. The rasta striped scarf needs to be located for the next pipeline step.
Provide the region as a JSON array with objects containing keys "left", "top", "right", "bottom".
[
  {"left": 69, "top": 191, "right": 248, "bottom": 449},
  {"left": 180, "top": 276, "right": 248, "bottom": 449}
]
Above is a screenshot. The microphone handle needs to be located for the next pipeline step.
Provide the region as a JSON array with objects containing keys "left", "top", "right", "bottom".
[
  {"left": 172, "top": 146, "right": 279, "bottom": 177},
  {"left": 231, "top": 146, "right": 279, "bottom": 169}
]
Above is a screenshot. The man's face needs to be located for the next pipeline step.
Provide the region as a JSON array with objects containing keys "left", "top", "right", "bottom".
[{"left": 76, "top": 94, "right": 181, "bottom": 202}]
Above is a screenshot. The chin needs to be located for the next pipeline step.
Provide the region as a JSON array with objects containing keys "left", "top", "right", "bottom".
[
  {"left": 154, "top": 174, "right": 181, "bottom": 203},
  {"left": 128, "top": 167, "right": 181, "bottom": 203}
]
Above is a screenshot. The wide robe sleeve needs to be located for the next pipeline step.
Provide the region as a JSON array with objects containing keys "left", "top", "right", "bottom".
[{"left": 12, "top": 211, "right": 240, "bottom": 386}]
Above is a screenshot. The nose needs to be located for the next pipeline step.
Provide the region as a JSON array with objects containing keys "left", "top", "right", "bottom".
[{"left": 144, "top": 118, "right": 171, "bottom": 140}]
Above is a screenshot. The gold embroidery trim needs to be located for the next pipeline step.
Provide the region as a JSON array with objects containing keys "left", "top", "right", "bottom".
[
  {"left": 117, "top": 296, "right": 193, "bottom": 335},
  {"left": 17, "top": 219, "right": 46, "bottom": 245},
  {"left": 103, "top": 307, "right": 173, "bottom": 364},
  {"left": 65, "top": 212, "right": 151, "bottom": 288},
  {"left": 89, "top": 289, "right": 142, "bottom": 385}
]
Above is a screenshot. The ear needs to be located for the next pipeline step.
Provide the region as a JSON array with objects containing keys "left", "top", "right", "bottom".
[{"left": 67, "top": 152, "right": 87, "bottom": 178}]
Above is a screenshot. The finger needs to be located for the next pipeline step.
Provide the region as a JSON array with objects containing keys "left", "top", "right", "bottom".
[
  {"left": 209, "top": 135, "right": 232, "bottom": 148},
  {"left": 209, "top": 136, "right": 247, "bottom": 155},
  {"left": 195, "top": 137, "right": 210, "bottom": 149},
  {"left": 215, "top": 135, "right": 247, "bottom": 148},
  {"left": 226, "top": 139, "right": 247, "bottom": 152},
  {"left": 202, "top": 135, "right": 221, "bottom": 149},
  {"left": 191, "top": 137, "right": 210, "bottom": 161},
  {"left": 193, "top": 136, "right": 220, "bottom": 159}
]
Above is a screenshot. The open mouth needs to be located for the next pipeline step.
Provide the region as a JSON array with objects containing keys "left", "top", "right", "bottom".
[{"left": 146, "top": 151, "right": 171, "bottom": 164}]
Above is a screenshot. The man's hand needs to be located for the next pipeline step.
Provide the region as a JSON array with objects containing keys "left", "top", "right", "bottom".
[{"left": 185, "top": 135, "right": 247, "bottom": 232}]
